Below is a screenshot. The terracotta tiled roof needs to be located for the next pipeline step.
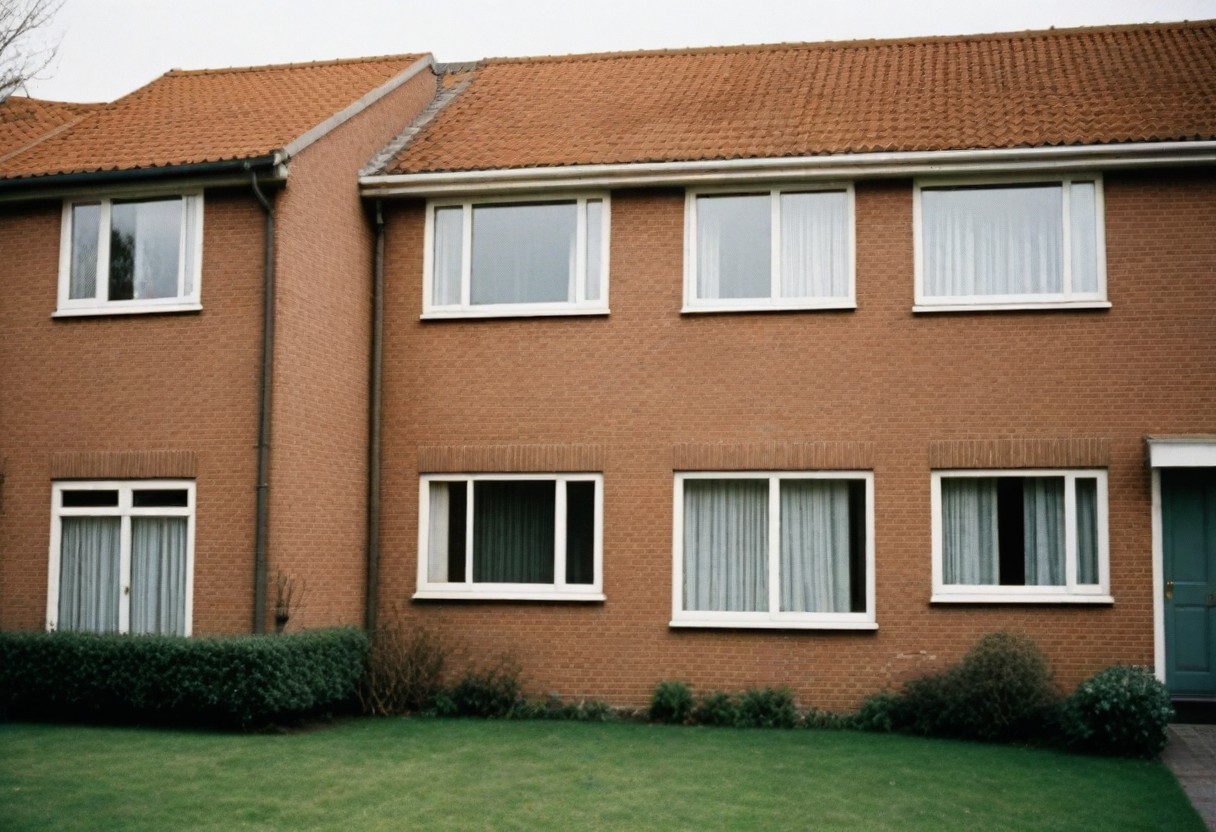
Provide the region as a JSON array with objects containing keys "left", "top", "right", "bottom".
[
  {"left": 1, "top": 54, "right": 429, "bottom": 180},
  {"left": 382, "top": 21, "right": 1216, "bottom": 175},
  {"left": 0, "top": 97, "right": 100, "bottom": 161}
]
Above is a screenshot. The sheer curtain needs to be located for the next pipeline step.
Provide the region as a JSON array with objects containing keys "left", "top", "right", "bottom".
[
  {"left": 942, "top": 478, "right": 999, "bottom": 585},
  {"left": 432, "top": 207, "right": 463, "bottom": 306},
  {"left": 780, "top": 191, "right": 848, "bottom": 299},
  {"left": 428, "top": 483, "right": 453, "bottom": 582},
  {"left": 696, "top": 195, "right": 770, "bottom": 300},
  {"left": 683, "top": 479, "right": 768, "bottom": 612},
  {"left": 57, "top": 517, "right": 121, "bottom": 632},
  {"left": 471, "top": 203, "right": 577, "bottom": 304},
  {"left": 780, "top": 480, "right": 851, "bottom": 612},
  {"left": 1075, "top": 478, "right": 1100, "bottom": 585},
  {"left": 923, "top": 185, "right": 1063, "bottom": 297},
  {"left": 1023, "top": 478, "right": 1065, "bottom": 586},
  {"left": 472, "top": 481, "right": 555, "bottom": 583},
  {"left": 130, "top": 517, "right": 188, "bottom": 636},
  {"left": 69, "top": 204, "right": 101, "bottom": 299}
]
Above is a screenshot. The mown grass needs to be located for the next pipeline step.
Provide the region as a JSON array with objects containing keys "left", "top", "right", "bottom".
[{"left": 0, "top": 718, "right": 1202, "bottom": 831}]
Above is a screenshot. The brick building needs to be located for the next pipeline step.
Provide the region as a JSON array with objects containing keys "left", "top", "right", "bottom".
[{"left": 3, "top": 21, "right": 1215, "bottom": 710}]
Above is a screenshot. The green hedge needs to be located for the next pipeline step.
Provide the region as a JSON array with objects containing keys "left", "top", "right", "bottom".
[{"left": 0, "top": 628, "right": 368, "bottom": 729}]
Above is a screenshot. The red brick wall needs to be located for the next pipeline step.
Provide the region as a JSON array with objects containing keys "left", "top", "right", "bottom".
[
  {"left": 268, "top": 68, "right": 437, "bottom": 631},
  {"left": 377, "top": 169, "right": 1216, "bottom": 709},
  {"left": 0, "top": 192, "right": 264, "bottom": 634}
]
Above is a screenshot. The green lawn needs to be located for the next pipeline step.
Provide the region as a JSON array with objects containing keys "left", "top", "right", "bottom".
[{"left": 0, "top": 718, "right": 1202, "bottom": 831}]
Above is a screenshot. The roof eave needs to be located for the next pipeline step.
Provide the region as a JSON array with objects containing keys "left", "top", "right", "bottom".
[{"left": 359, "top": 141, "right": 1216, "bottom": 197}]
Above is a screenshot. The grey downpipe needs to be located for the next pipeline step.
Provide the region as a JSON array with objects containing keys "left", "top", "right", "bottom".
[
  {"left": 250, "top": 169, "right": 276, "bottom": 634},
  {"left": 365, "top": 200, "right": 385, "bottom": 632}
]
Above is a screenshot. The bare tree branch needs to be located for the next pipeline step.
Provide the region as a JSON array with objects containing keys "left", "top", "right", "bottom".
[{"left": 0, "top": 0, "right": 63, "bottom": 102}]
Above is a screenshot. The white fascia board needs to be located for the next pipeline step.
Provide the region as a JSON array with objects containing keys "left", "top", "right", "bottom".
[
  {"left": 281, "top": 55, "right": 435, "bottom": 161},
  {"left": 359, "top": 141, "right": 1216, "bottom": 197}
]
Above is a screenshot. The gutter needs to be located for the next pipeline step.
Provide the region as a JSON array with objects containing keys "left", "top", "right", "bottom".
[
  {"left": 359, "top": 140, "right": 1216, "bottom": 197},
  {"left": 0, "top": 156, "right": 287, "bottom": 202},
  {"left": 365, "top": 201, "right": 386, "bottom": 632},
  {"left": 248, "top": 166, "right": 276, "bottom": 635}
]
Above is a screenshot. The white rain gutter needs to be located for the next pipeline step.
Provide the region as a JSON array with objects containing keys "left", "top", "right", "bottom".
[{"left": 359, "top": 141, "right": 1216, "bottom": 197}]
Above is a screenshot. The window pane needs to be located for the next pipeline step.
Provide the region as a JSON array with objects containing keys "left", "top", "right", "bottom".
[
  {"left": 923, "top": 185, "right": 1063, "bottom": 297},
  {"left": 941, "top": 478, "right": 999, "bottom": 585},
  {"left": 585, "top": 200, "right": 602, "bottom": 302},
  {"left": 62, "top": 489, "right": 119, "bottom": 508},
  {"left": 57, "top": 517, "right": 121, "bottom": 633},
  {"left": 683, "top": 479, "right": 768, "bottom": 612},
  {"left": 110, "top": 198, "right": 183, "bottom": 301},
  {"left": 130, "top": 517, "right": 188, "bottom": 635},
  {"left": 432, "top": 207, "right": 463, "bottom": 306},
  {"left": 1075, "top": 478, "right": 1100, "bottom": 585},
  {"left": 69, "top": 204, "right": 100, "bottom": 300},
  {"left": 780, "top": 479, "right": 854, "bottom": 612},
  {"left": 565, "top": 481, "right": 596, "bottom": 585},
  {"left": 427, "top": 482, "right": 466, "bottom": 582},
  {"left": 696, "top": 194, "right": 771, "bottom": 299},
  {"left": 472, "top": 481, "right": 555, "bottom": 583},
  {"left": 1070, "top": 182, "right": 1099, "bottom": 293},
  {"left": 471, "top": 203, "right": 576, "bottom": 305},
  {"left": 181, "top": 196, "right": 199, "bottom": 298},
  {"left": 132, "top": 489, "right": 188, "bottom": 508},
  {"left": 780, "top": 191, "right": 848, "bottom": 299},
  {"left": 1023, "top": 477, "right": 1065, "bottom": 586}
]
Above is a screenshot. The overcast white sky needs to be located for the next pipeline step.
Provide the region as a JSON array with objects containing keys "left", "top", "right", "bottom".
[{"left": 22, "top": 0, "right": 1216, "bottom": 102}]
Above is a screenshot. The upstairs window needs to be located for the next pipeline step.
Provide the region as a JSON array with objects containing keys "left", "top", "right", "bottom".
[
  {"left": 915, "top": 177, "right": 1106, "bottom": 310},
  {"left": 57, "top": 194, "right": 203, "bottom": 316},
  {"left": 416, "top": 474, "right": 604, "bottom": 601},
  {"left": 424, "top": 195, "right": 609, "bottom": 318},
  {"left": 685, "top": 186, "right": 854, "bottom": 312},
  {"left": 931, "top": 470, "right": 1110, "bottom": 603}
]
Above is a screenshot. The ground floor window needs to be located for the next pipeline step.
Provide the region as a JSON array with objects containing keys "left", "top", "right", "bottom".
[
  {"left": 416, "top": 474, "right": 604, "bottom": 601},
  {"left": 47, "top": 480, "right": 195, "bottom": 635},
  {"left": 672, "top": 472, "right": 875, "bottom": 629},
  {"left": 931, "top": 469, "right": 1109, "bottom": 602}
]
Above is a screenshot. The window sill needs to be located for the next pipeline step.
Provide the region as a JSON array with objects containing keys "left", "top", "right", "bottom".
[
  {"left": 912, "top": 301, "right": 1112, "bottom": 314},
  {"left": 670, "top": 618, "right": 878, "bottom": 631},
  {"left": 413, "top": 589, "right": 606, "bottom": 602},
  {"left": 421, "top": 307, "right": 609, "bottom": 321},
  {"left": 682, "top": 300, "right": 856, "bottom": 315},
  {"left": 53, "top": 303, "right": 203, "bottom": 319},
  {"left": 931, "top": 593, "right": 1114, "bottom": 605}
]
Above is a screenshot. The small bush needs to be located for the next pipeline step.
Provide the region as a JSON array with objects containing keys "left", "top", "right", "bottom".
[
  {"left": 433, "top": 661, "right": 522, "bottom": 718},
  {"left": 899, "top": 632, "right": 1059, "bottom": 742},
  {"left": 649, "top": 681, "right": 694, "bottom": 725},
  {"left": 737, "top": 687, "right": 798, "bottom": 728},
  {"left": 692, "top": 691, "right": 738, "bottom": 727},
  {"left": 359, "top": 622, "right": 446, "bottom": 716},
  {"left": 1063, "top": 666, "right": 1174, "bottom": 758},
  {"left": 851, "top": 691, "right": 903, "bottom": 733},
  {"left": 0, "top": 628, "right": 368, "bottom": 729}
]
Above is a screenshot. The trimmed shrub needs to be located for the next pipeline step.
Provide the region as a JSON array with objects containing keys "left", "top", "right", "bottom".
[
  {"left": 898, "top": 632, "right": 1059, "bottom": 742},
  {"left": 851, "top": 691, "right": 902, "bottom": 733},
  {"left": 0, "top": 628, "right": 368, "bottom": 729},
  {"left": 692, "top": 691, "right": 738, "bottom": 727},
  {"left": 737, "top": 687, "right": 798, "bottom": 728},
  {"left": 1063, "top": 666, "right": 1174, "bottom": 758},
  {"left": 433, "top": 662, "right": 522, "bottom": 718},
  {"left": 359, "top": 623, "right": 446, "bottom": 716},
  {"left": 649, "top": 681, "right": 694, "bottom": 725}
]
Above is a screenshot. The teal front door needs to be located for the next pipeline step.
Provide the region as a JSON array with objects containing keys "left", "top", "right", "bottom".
[{"left": 1163, "top": 468, "right": 1216, "bottom": 696}]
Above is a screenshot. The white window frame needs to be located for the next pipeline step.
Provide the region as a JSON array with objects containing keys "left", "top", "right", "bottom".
[
  {"left": 930, "top": 469, "right": 1112, "bottom": 603},
  {"left": 683, "top": 183, "right": 856, "bottom": 313},
  {"left": 913, "top": 174, "right": 1109, "bottom": 312},
  {"left": 415, "top": 473, "right": 605, "bottom": 601},
  {"left": 56, "top": 192, "right": 204, "bottom": 317},
  {"left": 671, "top": 471, "right": 876, "bottom": 630},
  {"left": 422, "top": 193, "right": 611, "bottom": 320},
  {"left": 45, "top": 479, "right": 197, "bottom": 634}
]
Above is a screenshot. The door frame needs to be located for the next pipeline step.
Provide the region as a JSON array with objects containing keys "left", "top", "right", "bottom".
[{"left": 1148, "top": 437, "right": 1216, "bottom": 686}]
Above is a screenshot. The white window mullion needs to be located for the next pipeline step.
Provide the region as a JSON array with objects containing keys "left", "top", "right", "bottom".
[
  {"left": 117, "top": 514, "right": 132, "bottom": 634},
  {"left": 554, "top": 480, "right": 568, "bottom": 587},
  {"left": 460, "top": 204, "right": 473, "bottom": 308},
  {"left": 464, "top": 479, "right": 475, "bottom": 585},
  {"left": 96, "top": 200, "right": 112, "bottom": 302},
  {"left": 770, "top": 191, "right": 781, "bottom": 302},
  {"left": 767, "top": 476, "right": 780, "bottom": 618}
]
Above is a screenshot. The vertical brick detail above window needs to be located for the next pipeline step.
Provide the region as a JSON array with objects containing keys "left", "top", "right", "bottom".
[
  {"left": 417, "top": 444, "right": 606, "bottom": 473},
  {"left": 927, "top": 438, "right": 1111, "bottom": 470},
  {"left": 673, "top": 442, "right": 875, "bottom": 471},
  {"left": 49, "top": 451, "right": 199, "bottom": 480}
]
